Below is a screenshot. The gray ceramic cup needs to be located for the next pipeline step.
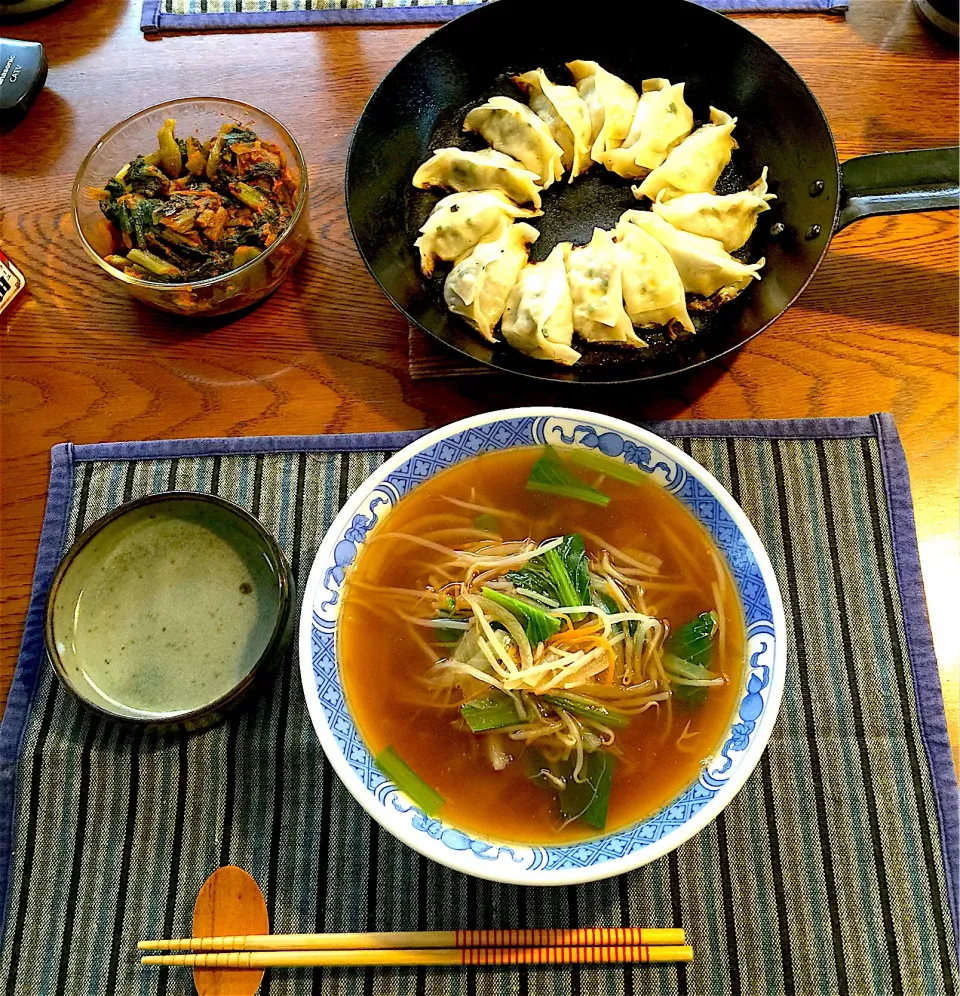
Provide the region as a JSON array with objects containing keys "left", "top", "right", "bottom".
[{"left": 45, "top": 492, "right": 294, "bottom": 732}]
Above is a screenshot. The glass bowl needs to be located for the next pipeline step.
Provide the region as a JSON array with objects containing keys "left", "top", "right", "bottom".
[{"left": 72, "top": 97, "right": 309, "bottom": 318}]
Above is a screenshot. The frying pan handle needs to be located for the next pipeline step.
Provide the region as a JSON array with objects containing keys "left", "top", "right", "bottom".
[{"left": 836, "top": 148, "right": 959, "bottom": 230}]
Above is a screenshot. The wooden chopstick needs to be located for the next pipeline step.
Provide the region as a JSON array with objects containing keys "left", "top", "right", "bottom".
[
  {"left": 139, "top": 927, "right": 685, "bottom": 952},
  {"left": 141, "top": 944, "right": 694, "bottom": 968}
]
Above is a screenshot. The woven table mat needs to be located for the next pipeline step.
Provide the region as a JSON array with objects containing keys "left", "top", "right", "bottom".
[
  {"left": 141, "top": 0, "right": 848, "bottom": 34},
  {"left": 0, "top": 417, "right": 956, "bottom": 995}
]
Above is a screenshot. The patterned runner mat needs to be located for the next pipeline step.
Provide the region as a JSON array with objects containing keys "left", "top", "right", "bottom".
[
  {"left": 0, "top": 417, "right": 955, "bottom": 995},
  {"left": 142, "top": 0, "right": 848, "bottom": 33}
]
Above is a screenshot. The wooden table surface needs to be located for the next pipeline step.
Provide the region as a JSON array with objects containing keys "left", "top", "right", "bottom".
[{"left": 1, "top": 0, "right": 957, "bottom": 764}]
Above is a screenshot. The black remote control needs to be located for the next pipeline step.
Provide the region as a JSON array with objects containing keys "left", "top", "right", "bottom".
[{"left": 0, "top": 38, "right": 47, "bottom": 131}]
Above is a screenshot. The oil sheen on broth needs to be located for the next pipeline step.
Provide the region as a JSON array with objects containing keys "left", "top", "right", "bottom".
[{"left": 339, "top": 447, "right": 745, "bottom": 844}]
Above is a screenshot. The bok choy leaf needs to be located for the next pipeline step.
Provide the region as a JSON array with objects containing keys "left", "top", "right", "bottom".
[
  {"left": 460, "top": 690, "right": 523, "bottom": 732},
  {"left": 558, "top": 751, "right": 616, "bottom": 830},
  {"left": 505, "top": 565, "right": 559, "bottom": 603},
  {"left": 473, "top": 512, "right": 500, "bottom": 534},
  {"left": 527, "top": 749, "right": 617, "bottom": 831},
  {"left": 525, "top": 446, "right": 610, "bottom": 506},
  {"left": 566, "top": 448, "right": 647, "bottom": 484},
  {"left": 664, "top": 611, "right": 719, "bottom": 708},
  {"left": 557, "top": 533, "right": 591, "bottom": 607},
  {"left": 504, "top": 533, "right": 591, "bottom": 620},
  {"left": 541, "top": 533, "right": 590, "bottom": 619},
  {"left": 375, "top": 746, "right": 445, "bottom": 816},
  {"left": 480, "top": 587, "right": 561, "bottom": 645},
  {"left": 540, "top": 692, "right": 630, "bottom": 730}
]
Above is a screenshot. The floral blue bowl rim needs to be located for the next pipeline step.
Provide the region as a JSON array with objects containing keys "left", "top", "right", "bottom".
[{"left": 298, "top": 407, "right": 787, "bottom": 886}]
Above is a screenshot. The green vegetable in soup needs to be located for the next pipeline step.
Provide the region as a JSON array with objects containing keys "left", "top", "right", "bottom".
[
  {"left": 543, "top": 546, "right": 580, "bottom": 611},
  {"left": 664, "top": 611, "right": 719, "bottom": 707},
  {"left": 431, "top": 617, "right": 471, "bottom": 648},
  {"left": 480, "top": 587, "right": 561, "bottom": 645},
  {"left": 503, "top": 532, "right": 590, "bottom": 619},
  {"left": 557, "top": 533, "right": 591, "bottom": 607},
  {"left": 566, "top": 448, "right": 647, "bottom": 485},
  {"left": 667, "top": 611, "right": 718, "bottom": 667},
  {"left": 541, "top": 533, "right": 592, "bottom": 621},
  {"left": 540, "top": 692, "right": 629, "bottom": 730},
  {"left": 529, "top": 750, "right": 616, "bottom": 830},
  {"left": 473, "top": 512, "right": 500, "bottom": 534},
  {"left": 505, "top": 564, "right": 559, "bottom": 603},
  {"left": 525, "top": 446, "right": 611, "bottom": 507},
  {"left": 375, "top": 745, "right": 445, "bottom": 817},
  {"left": 558, "top": 750, "right": 615, "bottom": 830},
  {"left": 460, "top": 690, "right": 523, "bottom": 732}
]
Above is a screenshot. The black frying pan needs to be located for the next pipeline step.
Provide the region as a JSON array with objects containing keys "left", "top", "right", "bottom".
[{"left": 345, "top": 0, "right": 958, "bottom": 384}]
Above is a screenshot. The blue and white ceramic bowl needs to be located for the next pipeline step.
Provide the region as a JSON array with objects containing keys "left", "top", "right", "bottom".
[{"left": 298, "top": 408, "right": 786, "bottom": 886}]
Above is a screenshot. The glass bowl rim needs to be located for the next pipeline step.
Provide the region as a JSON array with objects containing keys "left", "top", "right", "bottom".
[{"left": 71, "top": 96, "right": 308, "bottom": 292}]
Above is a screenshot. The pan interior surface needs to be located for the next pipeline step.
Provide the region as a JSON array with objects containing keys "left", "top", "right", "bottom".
[{"left": 346, "top": 0, "right": 840, "bottom": 383}]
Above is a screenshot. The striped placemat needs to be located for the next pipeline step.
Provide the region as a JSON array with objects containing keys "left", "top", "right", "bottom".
[
  {"left": 141, "top": 0, "right": 848, "bottom": 33},
  {"left": 0, "top": 417, "right": 955, "bottom": 995}
]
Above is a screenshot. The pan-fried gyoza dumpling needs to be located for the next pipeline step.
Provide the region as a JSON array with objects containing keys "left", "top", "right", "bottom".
[
  {"left": 651, "top": 167, "right": 775, "bottom": 252},
  {"left": 512, "top": 69, "right": 593, "bottom": 181},
  {"left": 612, "top": 223, "right": 694, "bottom": 332},
  {"left": 443, "top": 222, "right": 539, "bottom": 341},
  {"left": 413, "top": 148, "right": 543, "bottom": 209},
  {"left": 598, "top": 79, "right": 694, "bottom": 179},
  {"left": 501, "top": 244, "right": 580, "bottom": 366},
  {"left": 617, "top": 210, "right": 763, "bottom": 302},
  {"left": 564, "top": 228, "right": 647, "bottom": 346},
  {"left": 633, "top": 107, "right": 738, "bottom": 202},
  {"left": 566, "top": 60, "right": 639, "bottom": 162},
  {"left": 415, "top": 190, "right": 541, "bottom": 276},
  {"left": 463, "top": 96, "right": 565, "bottom": 188}
]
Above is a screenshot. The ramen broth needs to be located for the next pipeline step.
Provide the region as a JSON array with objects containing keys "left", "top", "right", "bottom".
[{"left": 338, "top": 446, "right": 745, "bottom": 844}]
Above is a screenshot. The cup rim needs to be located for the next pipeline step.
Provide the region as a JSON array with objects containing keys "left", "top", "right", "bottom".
[
  {"left": 71, "top": 96, "right": 309, "bottom": 292},
  {"left": 298, "top": 406, "right": 788, "bottom": 885},
  {"left": 44, "top": 491, "right": 294, "bottom": 727}
]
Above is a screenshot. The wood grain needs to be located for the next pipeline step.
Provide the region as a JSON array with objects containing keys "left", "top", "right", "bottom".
[
  {"left": 1, "top": 0, "right": 957, "bottom": 771},
  {"left": 191, "top": 866, "right": 268, "bottom": 996}
]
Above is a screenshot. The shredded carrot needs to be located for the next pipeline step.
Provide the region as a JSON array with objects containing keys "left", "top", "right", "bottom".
[
  {"left": 557, "top": 633, "right": 603, "bottom": 647},
  {"left": 546, "top": 618, "right": 603, "bottom": 647},
  {"left": 543, "top": 630, "right": 618, "bottom": 685},
  {"left": 603, "top": 642, "right": 617, "bottom": 683},
  {"left": 547, "top": 632, "right": 592, "bottom": 650}
]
